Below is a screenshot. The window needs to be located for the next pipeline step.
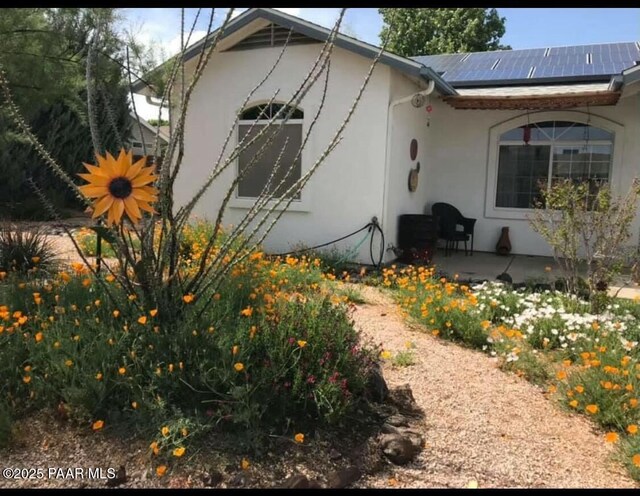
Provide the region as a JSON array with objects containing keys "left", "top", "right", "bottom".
[
  {"left": 495, "top": 120, "right": 613, "bottom": 209},
  {"left": 237, "top": 103, "right": 303, "bottom": 200}
]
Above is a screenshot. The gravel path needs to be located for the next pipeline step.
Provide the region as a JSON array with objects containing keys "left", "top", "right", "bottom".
[{"left": 353, "top": 285, "right": 637, "bottom": 489}]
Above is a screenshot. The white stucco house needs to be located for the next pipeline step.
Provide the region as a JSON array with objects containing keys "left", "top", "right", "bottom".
[{"left": 133, "top": 8, "right": 640, "bottom": 264}]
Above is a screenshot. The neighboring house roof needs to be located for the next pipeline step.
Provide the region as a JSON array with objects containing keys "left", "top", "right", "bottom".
[
  {"left": 131, "top": 7, "right": 457, "bottom": 96},
  {"left": 129, "top": 112, "right": 170, "bottom": 143},
  {"left": 413, "top": 42, "right": 640, "bottom": 87}
]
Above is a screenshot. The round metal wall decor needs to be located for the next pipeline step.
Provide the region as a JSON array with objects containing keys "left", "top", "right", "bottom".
[{"left": 410, "top": 139, "right": 418, "bottom": 160}]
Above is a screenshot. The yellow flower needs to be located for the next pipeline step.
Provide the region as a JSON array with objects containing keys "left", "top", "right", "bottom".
[
  {"left": 113, "top": 310, "right": 120, "bottom": 318},
  {"left": 23, "top": 375, "right": 31, "bottom": 384},
  {"left": 181, "top": 428, "right": 188, "bottom": 436},
  {"left": 232, "top": 345, "right": 239, "bottom": 355},
  {"left": 131, "top": 401, "right": 138, "bottom": 409},
  {"left": 480, "top": 320, "right": 491, "bottom": 329},
  {"left": 628, "top": 425, "right": 638, "bottom": 435},
  {"left": 241, "top": 458, "right": 250, "bottom": 470},
  {"left": 380, "top": 350, "right": 392, "bottom": 360},
  {"left": 294, "top": 433, "right": 304, "bottom": 443},
  {"left": 556, "top": 370, "right": 567, "bottom": 380},
  {"left": 92, "top": 420, "right": 104, "bottom": 431},
  {"left": 138, "top": 316, "right": 147, "bottom": 325},
  {"left": 150, "top": 309, "right": 158, "bottom": 317},
  {"left": 240, "top": 306, "right": 253, "bottom": 317},
  {"left": 105, "top": 274, "right": 116, "bottom": 283},
  {"left": 156, "top": 465, "right": 167, "bottom": 477},
  {"left": 96, "top": 372, "right": 103, "bottom": 381},
  {"left": 633, "top": 454, "right": 640, "bottom": 467},
  {"left": 78, "top": 149, "right": 158, "bottom": 226},
  {"left": 605, "top": 432, "right": 619, "bottom": 443},
  {"left": 118, "top": 367, "right": 126, "bottom": 375},
  {"left": 65, "top": 359, "right": 73, "bottom": 367},
  {"left": 585, "top": 404, "right": 599, "bottom": 414},
  {"left": 297, "top": 340, "right": 307, "bottom": 348},
  {"left": 161, "top": 426, "right": 170, "bottom": 437},
  {"left": 569, "top": 400, "right": 578, "bottom": 408},
  {"left": 574, "top": 385, "right": 584, "bottom": 394},
  {"left": 32, "top": 256, "right": 40, "bottom": 264},
  {"left": 183, "top": 294, "right": 195, "bottom": 304},
  {"left": 234, "top": 362, "right": 245, "bottom": 372},
  {"left": 35, "top": 332, "right": 43, "bottom": 343},
  {"left": 173, "top": 447, "right": 186, "bottom": 457}
]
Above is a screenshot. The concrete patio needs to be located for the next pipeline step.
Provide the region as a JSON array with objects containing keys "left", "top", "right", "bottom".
[{"left": 430, "top": 249, "right": 640, "bottom": 299}]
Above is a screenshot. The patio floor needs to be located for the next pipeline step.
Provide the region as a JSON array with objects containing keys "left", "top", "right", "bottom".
[{"left": 429, "top": 249, "right": 640, "bottom": 299}]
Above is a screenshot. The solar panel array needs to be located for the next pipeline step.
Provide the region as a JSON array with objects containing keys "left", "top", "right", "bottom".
[{"left": 412, "top": 42, "right": 640, "bottom": 85}]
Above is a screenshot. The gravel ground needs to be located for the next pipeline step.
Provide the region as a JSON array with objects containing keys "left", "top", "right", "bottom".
[{"left": 353, "top": 285, "right": 638, "bottom": 489}]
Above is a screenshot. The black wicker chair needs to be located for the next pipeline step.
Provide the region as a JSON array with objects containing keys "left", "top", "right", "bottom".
[{"left": 431, "top": 202, "right": 477, "bottom": 256}]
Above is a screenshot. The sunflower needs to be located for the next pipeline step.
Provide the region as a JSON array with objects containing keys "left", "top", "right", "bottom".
[{"left": 78, "top": 148, "right": 158, "bottom": 226}]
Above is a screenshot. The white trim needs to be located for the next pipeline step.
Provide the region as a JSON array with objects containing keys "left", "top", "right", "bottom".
[
  {"left": 229, "top": 104, "right": 311, "bottom": 212},
  {"left": 484, "top": 110, "right": 625, "bottom": 220}
]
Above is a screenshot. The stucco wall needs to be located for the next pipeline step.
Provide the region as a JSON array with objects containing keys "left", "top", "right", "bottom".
[
  {"left": 423, "top": 92, "right": 640, "bottom": 256},
  {"left": 175, "top": 43, "right": 391, "bottom": 263},
  {"left": 382, "top": 71, "right": 433, "bottom": 262}
]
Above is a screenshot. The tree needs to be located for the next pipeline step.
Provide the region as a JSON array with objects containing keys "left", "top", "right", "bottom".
[
  {"left": 378, "top": 8, "right": 510, "bottom": 57},
  {"left": 0, "top": 8, "right": 132, "bottom": 219}
]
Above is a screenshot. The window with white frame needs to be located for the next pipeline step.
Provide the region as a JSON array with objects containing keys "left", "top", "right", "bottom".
[
  {"left": 237, "top": 103, "right": 303, "bottom": 200},
  {"left": 495, "top": 120, "right": 613, "bottom": 209}
]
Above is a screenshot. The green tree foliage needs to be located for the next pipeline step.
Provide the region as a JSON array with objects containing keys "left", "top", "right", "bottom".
[
  {"left": 379, "top": 8, "right": 510, "bottom": 57},
  {"left": 0, "top": 8, "right": 132, "bottom": 220}
]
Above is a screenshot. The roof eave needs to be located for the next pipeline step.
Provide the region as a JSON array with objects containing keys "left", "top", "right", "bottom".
[{"left": 450, "top": 74, "right": 615, "bottom": 89}]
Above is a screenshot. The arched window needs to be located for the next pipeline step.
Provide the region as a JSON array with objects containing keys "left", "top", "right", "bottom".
[
  {"left": 495, "top": 120, "right": 613, "bottom": 209},
  {"left": 237, "top": 103, "right": 303, "bottom": 199}
]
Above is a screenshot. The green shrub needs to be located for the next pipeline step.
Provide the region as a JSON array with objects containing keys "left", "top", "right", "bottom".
[
  {"left": 0, "top": 400, "right": 12, "bottom": 449},
  {"left": 0, "top": 250, "right": 379, "bottom": 454},
  {"left": 0, "top": 225, "right": 58, "bottom": 273},
  {"left": 391, "top": 350, "right": 416, "bottom": 367}
]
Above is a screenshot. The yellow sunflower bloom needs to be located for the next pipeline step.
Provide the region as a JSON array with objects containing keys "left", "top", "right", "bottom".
[{"left": 78, "top": 149, "right": 158, "bottom": 226}]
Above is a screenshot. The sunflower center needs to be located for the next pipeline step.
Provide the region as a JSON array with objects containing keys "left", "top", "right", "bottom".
[{"left": 108, "top": 177, "right": 133, "bottom": 199}]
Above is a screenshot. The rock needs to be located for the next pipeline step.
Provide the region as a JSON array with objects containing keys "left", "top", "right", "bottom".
[
  {"left": 281, "top": 474, "right": 311, "bottom": 489},
  {"left": 401, "top": 429, "right": 425, "bottom": 450},
  {"left": 202, "top": 470, "right": 223, "bottom": 487},
  {"left": 387, "top": 384, "right": 423, "bottom": 416},
  {"left": 380, "top": 434, "right": 421, "bottom": 465},
  {"left": 105, "top": 465, "right": 127, "bottom": 487},
  {"left": 386, "top": 414, "right": 409, "bottom": 427},
  {"left": 366, "top": 362, "right": 389, "bottom": 403},
  {"left": 381, "top": 423, "right": 402, "bottom": 435},
  {"left": 279, "top": 473, "right": 324, "bottom": 489},
  {"left": 326, "top": 467, "right": 362, "bottom": 489},
  {"left": 228, "top": 472, "right": 251, "bottom": 487},
  {"left": 329, "top": 448, "right": 342, "bottom": 461}
]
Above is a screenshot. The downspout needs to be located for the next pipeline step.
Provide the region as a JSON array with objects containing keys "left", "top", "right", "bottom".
[{"left": 380, "top": 79, "right": 436, "bottom": 261}]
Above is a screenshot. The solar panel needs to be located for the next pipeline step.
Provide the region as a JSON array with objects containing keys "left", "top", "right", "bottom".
[{"left": 412, "top": 41, "right": 640, "bottom": 84}]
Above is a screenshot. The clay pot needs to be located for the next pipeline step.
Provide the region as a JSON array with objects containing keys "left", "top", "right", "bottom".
[{"left": 496, "top": 226, "right": 512, "bottom": 256}]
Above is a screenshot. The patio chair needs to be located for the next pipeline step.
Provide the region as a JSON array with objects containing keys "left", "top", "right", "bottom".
[{"left": 431, "top": 202, "right": 477, "bottom": 256}]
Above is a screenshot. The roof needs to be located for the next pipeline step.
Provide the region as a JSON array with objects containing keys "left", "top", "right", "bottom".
[
  {"left": 132, "top": 8, "right": 638, "bottom": 104},
  {"left": 444, "top": 82, "right": 620, "bottom": 110},
  {"left": 131, "top": 8, "right": 456, "bottom": 96},
  {"left": 413, "top": 42, "right": 640, "bottom": 87},
  {"left": 129, "top": 113, "right": 170, "bottom": 143}
]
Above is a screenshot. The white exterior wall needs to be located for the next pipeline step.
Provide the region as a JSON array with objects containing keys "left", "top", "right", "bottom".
[
  {"left": 422, "top": 92, "right": 640, "bottom": 256},
  {"left": 176, "top": 44, "right": 391, "bottom": 263},
  {"left": 382, "top": 72, "right": 433, "bottom": 261}
]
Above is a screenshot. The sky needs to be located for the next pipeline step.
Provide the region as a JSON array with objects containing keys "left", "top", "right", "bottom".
[{"left": 122, "top": 8, "right": 640, "bottom": 118}]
